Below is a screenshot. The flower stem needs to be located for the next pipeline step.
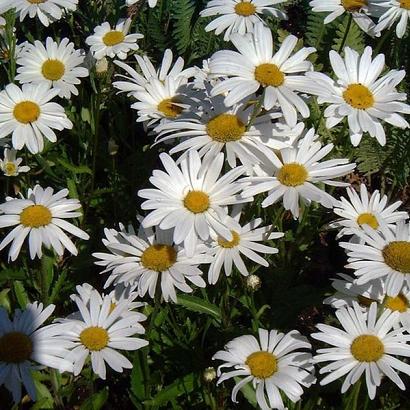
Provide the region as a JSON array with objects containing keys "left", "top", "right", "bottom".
[{"left": 338, "top": 14, "right": 353, "bottom": 54}]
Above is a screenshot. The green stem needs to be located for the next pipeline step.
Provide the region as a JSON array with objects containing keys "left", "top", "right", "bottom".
[
  {"left": 373, "top": 28, "right": 391, "bottom": 56},
  {"left": 50, "top": 369, "right": 64, "bottom": 408},
  {"left": 90, "top": 93, "right": 101, "bottom": 194},
  {"left": 245, "top": 97, "right": 263, "bottom": 131},
  {"left": 338, "top": 14, "right": 353, "bottom": 54},
  {"left": 4, "top": 11, "right": 16, "bottom": 82}
]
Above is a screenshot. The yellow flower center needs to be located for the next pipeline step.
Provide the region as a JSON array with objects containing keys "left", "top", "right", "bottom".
[
  {"left": 384, "top": 293, "right": 409, "bottom": 312},
  {"left": 277, "top": 163, "right": 308, "bottom": 187},
  {"left": 183, "top": 190, "right": 210, "bottom": 214},
  {"left": 28, "top": 0, "right": 46, "bottom": 3},
  {"left": 20, "top": 205, "right": 52, "bottom": 228},
  {"left": 4, "top": 162, "right": 17, "bottom": 176},
  {"left": 157, "top": 98, "right": 183, "bottom": 118},
  {"left": 0, "top": 331, "right": 33, "bottom": 363},
  {"left": 141, "top": 244, "right": 177, "bottom": 272},
  {"left": 206, "top": 114, "right": 246, "bottom": 143},
  {"left": 13, "top": 101, "right": 41, "bottom": 124},
  {"left": 245, "top": 351, "right": 278, "bottom": 378},
  {"left": 102, "top": 30, "right": 125, "bottom": 46},
  {"left": 218, "top": 231, "right": 240, "bottom": 248},
  {"left": 357, "top": 212, "right": 379, "bottom": 229},
  {"left": 80, "top": 327, "right": 109, "bottom": 351},
  {"left": 400, "top": 0, "right": 410, "bottom": 9},
  {"left": 350, "top": 334, "right": 384, "bottom": 362},
  {"left": 41, "top": 59, "right": 65, "bottom": 81},
  {"left": 343, "top": 84, "right": 374, "bottom": 109},
  {"left": 234, "top": 1, "right": 257, "bottom": 16},
  {"left": 382, "top": 241, "right": 410, "bottom": 273},
  {"left": 254, "top": 63, "right": 285, "bottom": 87},
  {"left": 342, "top": 0, "right": 367, "bottom": 11}
]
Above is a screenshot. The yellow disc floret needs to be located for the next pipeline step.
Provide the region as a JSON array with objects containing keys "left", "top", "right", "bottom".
[
  {"left": 342, "top": 0, "right": 367, "bottom": 11},
  {"left": 246, "top": 351, "right": 278, "bottom": 378},
  {"left": 382, "top": 241, "right": 410, "bottom": 273},
  {"left": 384, "top": 293, "right": 409, "bottom": 313},
  {"left": 13, "top": 101, "right": 41, "bottom": 124},
  {"left": 102, "top": 30, "right": 125, "bottom": 46},
  {"left": 400, "top": 0, "right": 410, "bottom": 9},
  {"left": 343, "top": 84, "right": 374, "bottom": 109},
  {"left": 28, "top": 0, "right": 46, "bottom": 3},
  {"left": 0, "top": 331, "right": 33, "bottom": 363},
  {"left": 20, "top": 205, "right": 52, "bottom": 228},
  {"left": 206, "top": 114, "right": 246, "bottom": 143},
  {"left": 141, "top": 244, "right": 177, "bottom": 272},
  {"left": 80, "top": 327, "right": 109, "bottom": 351},
  {"left": 254, "top": 63, "right": 285, "bottom": 87},
  {"left": 235, "top": 1, "right": 257, "bottom": 16},
  {"left": 218, "top": 231, "right": 240, "bottom": 248},
  {"left": 4, "top": 162, "right": 17, "bottom": 176},
  {"left": 183, "top": 191, "right": 210, "bottom": 214},
  {"left": 350, "top": 334, "right": 384, "bottom": 362},
  {"left": 357, "top": 212, "right": 379, "bottom": 229},
  {"left": 41, "top": 59, "right": 65, "bottom": 81},
  {"left": 157, "top": 98, "right": 183, "bottom": 118},
  {"left": 277, "top": 163, "right": 308, "bottom": 187}
]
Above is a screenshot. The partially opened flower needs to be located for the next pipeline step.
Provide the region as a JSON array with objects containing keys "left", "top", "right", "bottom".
[{"left": 0, "top": 148, "right": 30, "bottom": 177}]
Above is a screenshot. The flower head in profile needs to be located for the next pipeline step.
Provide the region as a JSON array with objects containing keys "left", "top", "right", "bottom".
[
  {"left": 213, "top": 328, "right": 315, "bottom": 410},
  {"left": 0, "top": 148, "right": 30, "bottom": 177},
  {"left": 0, "top": 185, "right": 89, "bottom": 261}
]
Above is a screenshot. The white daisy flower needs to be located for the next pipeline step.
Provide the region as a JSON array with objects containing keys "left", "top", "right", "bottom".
[
  {"left": 93, "top": 222, "right": 212, "bottom": 302},
  {"left": 57, "top": 288, "right": 148, "bottom": 379},
  {"left": 340, "top": 221, "right": 410, "bottom": 297},
  {"left": 0, "top": 83, "right": 73, "bottom": 154},
  {"left": 375, "top": 0, "right": 410, "bottom": 38},
  {"left": 200, "top": 0, "right": 287, "bottom": 41},
  {"left": 0, "top": 184, "right": 89, "bottom": 261},
  {"left": 307, "top": 46, "right": 410, "bottom": 146},
  {"left": 154, "top": 92, "right": 288, "bottom": 171},
  {"left": 312, "top": 302, "right": 410, "bottom": 399},
  {"left": 213, "top": 328, "right": 315, "bottom": 410},
  {"left": 209, "top": 23, "right": 316, "bottom": 126},
  {"left": 0, "top": 302, "right": 73, "bottom": 403},
  {"left": 241, "top": 128, "right": 356, "bottom": 219},
  {"left": 138, "top": 150, "right": 250, "bottom": 256},
  {"left": 0, "top": 0, "right": 77, "bottom": 27},
  {"left": 0, "top": 147, "right": 30, "bottom": 176},
  {"left": 309, "top": 0, "right": 381, "bottom": 36},
  {"left": 113, "top": 49, "right": 194, "bottom": 125},
  {"left": 16, "top": 37, "right": 89, "bottom": 99},
  {"left": 331, "top": 184, "right": 408, "bottom": 239},
  {"left": 86, "top": 19, "right": 143, "bottom": 60},
  {"left": 207, "top": 205, "right": 283, "bottom": 284}
]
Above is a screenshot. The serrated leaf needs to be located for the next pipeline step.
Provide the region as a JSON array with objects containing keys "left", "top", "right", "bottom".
[
  {"left": 0, "top": 267, "right": 26, "bottom": 284},
  {"left": 14, "top": 281, "right": 29, "bottom": 308},
  {"left": 57, "top": 158, "right": 92, "bottom": 175},
  {"left": 176, "top": 294, "right": 221, "bottom": 321},
  {"left": 79, "top": 388, "right": 109, "bottom": 410}
]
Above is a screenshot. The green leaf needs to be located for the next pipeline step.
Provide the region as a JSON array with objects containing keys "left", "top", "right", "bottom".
[
  {"left": 234, "top": 377, "right": 257, "bottom": 408},
  {"left": 0, "top": 288, "right": 11, "bottom": 311},
  {"left": 49, "top": 270, "right": 67, "bottom": 304},
  {"left": 130, "top": 351, "right": 147, "bottom": 403},
  {"left": 32, "top": 378, "right": 54, "bottom": 409},
  {"left": 79, "top": 388, "right": 109, "bottom": 410},
  {"left": 176, "top": 295, "right": 221, "bottom": 322},
  {"left": 57, "top": 158, "right": 92, "bottom": 175},
  {"left": 0, "top": 267, "right": 26, "bottom": 285},
  {"left": 14, "top": 281, "right": 29, "bottom": 308}
]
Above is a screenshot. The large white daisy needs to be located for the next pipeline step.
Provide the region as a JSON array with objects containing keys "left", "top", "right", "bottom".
[
  {"left": 93, "top": 222, "right": 211, "bottom": 302},
  {"left": 0, "top": 302, "right": 73, "bottom": 403},
  {"left": 209, "top": 23, "right": 316, "bottom": 126},
  {"left": 375, "top": 0, "right": 410, "bottom": 38},
  {"left": 307, "top": 46, "right": 410, "bottom": 146},
  {"left": 0, "top": 184, "right": 89, "bottom": 261},
  {"left": 340, "top": 221, "right": 410, "bottom": 297},
  {"left": 312, "top": 302, "right": 410, "bottom": 399},
  {"left": 241, "top": 128, "right": 356, "bottom": 219},
  {"left": 138, "top": 150, "right": 250, "bottom": 256},
  {"left": 86, "top": 19, "right": 143, "bottom": 60},
  {"left": 0, "top": 147, "right": 30, "bottom": 177},
  {"left": 16, "top": 37, "right": 89, "bottom": 99},
  {"left": 200, "top": 0, "right": 287, "bottom": 41},
  {"left": 213, "top": 328, "right": 315, "bottom": 410},
  {"left": 0, "top": 83, "right": 73, "bottom": 154}
]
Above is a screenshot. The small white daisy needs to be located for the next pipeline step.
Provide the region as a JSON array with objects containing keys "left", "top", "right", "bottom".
[
  {"left": 312, "top": 302, "right": 410, "bottom": 399},
  {"left": 93, "top": 222, "right": 211, "bottom": 302},
  {"left": 16, "top": 37, "right": 89, "bottom": 99},
  {"left": 340, "top": 221, "right": 410, "bottom": 297},
  {"left": 213, "top": 328, "right": 315, "bottom": 410},
  {"left": 242, "top": 128, "right": 356, "bottom": 219},
  {"left": 0, "top": 0, "right": 77, "bottom": 27},
  {"left": 307, "top": 46, "right": 410, "bottom": 146},
  {"left": 138, "top": 150, "right": 250, "bottom": 256},
  {"left": 200, "top": 0, "right": 287, "bottom": 41},
  {"left": 0, "top": 184, "right": 89, "bottom": 261},
  {"left": 375, "top": 0, "right": 410, "bottom": 38},
  {"left": 331, "top": 184, "right": 408, "bottom": 239},
  {"left": 0, "top": 147, "right": 30, "bottom": 176},
  {"left": 0, "top": 83, "right": 73, "bottom": 154},
  {"left": 209, "top": 23, "right": 316, "bottom": 126},
  {"left": 207, "top": 205, "right": 283, "bottom": 284},
  {"left": 0, "top": 302, "right": 73, "bottom": 403},
  {"left": 57, "top": 288, "right": 148, "bottom": 379},
  {"left": 86, "top": 19, "right": 143, "bottom": 60}
]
